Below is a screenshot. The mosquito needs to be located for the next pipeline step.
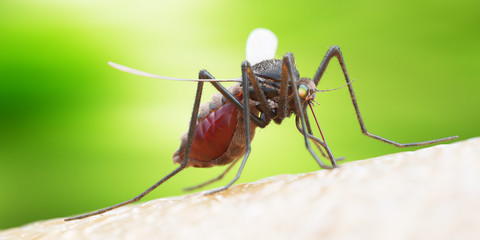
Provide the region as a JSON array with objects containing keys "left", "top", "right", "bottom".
[{"left": 65, "top": 28, "right": 457, "bottom": 221}]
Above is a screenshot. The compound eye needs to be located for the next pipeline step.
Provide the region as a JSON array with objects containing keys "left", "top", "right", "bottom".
[{"left": 298, "top": 84, "right": 309, "bottom": 98}]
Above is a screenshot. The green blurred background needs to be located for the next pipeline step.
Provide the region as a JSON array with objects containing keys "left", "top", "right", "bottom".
[{"left": 1, "top": 0, "right": 478, "bottom": 229}]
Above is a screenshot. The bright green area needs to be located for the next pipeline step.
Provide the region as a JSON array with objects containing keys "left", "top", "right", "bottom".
[{"left": 1, "top": 0, "right": 478, "bottom": 229}]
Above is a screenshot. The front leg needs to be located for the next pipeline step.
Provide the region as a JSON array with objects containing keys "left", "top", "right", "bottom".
[
  {"left": 282, "top": 52, "right": 336, "bottom": 169},
  {"left": 313, "top": 46, "right": 457, "bottom": 147}
]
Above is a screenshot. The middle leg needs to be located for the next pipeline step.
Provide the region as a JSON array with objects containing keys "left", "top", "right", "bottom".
[{"left": 206, "top": 61, "right": 255, "bottom": 194}]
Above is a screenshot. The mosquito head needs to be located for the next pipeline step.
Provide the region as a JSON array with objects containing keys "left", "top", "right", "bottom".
[{"left": 296, "top": 78, "right": 318, "bottom": 104}]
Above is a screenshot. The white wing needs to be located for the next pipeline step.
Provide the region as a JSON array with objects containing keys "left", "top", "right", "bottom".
[
  {"left": 245, "top": 28, "right": 278, "bottom": 65},
  {"left": 108, "top": 62, "right": 241, "bottom": 82},
  {"left": 108, "top": 30, "right": 277, "bottom": 81}
]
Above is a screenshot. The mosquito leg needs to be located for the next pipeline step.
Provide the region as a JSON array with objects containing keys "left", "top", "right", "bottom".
[
  {"left": 304, "top": 105, "right": 347, "bottom": 162},
  {"left": 307, "top": 134, "right": 337, "bottom": 162},
  {"left": 301, "top": 108, "right": 330, "bottom": 160},
  {"left": 183, "top": 159, "right": 240, "bottom": 191},
  {"left": 277, "top": 52, "right": 291, "bottom": 119},
  {"left": 198, "top": 69, "right": 266, "bottom": 128},
  {"left": 313, "top": 46, "right": 458, "bottom": 147},
  {"left": 295, "top": 115, "right": 340, "bottom": 164},
  {"left": 180, "top": 70, "right": 249, "bottom": 192},
  {"left": 278, "top": 53, "right": 334, "bottom": 163},
  {"left": 245, "top": 63, "right": 275, "bottom": 120},
  {"left": 296, "top": 116, "right": 346, "bottom": 161},
  {"left": 295, "top": 109, "right": 328, "bottom": 159},
  {"left": 312, "top": 139, "right": 329, "bottom": 159},
  {"left": 206, "top": 61, "right": 254, "bottom": 195},
  {"left": 297, "top": 115, "right": 329, "bottom": 160},
  {"left": 64, "top": 81, "right": 205, "bottom": 221},
  {"left": 209, "top": 80, "right": 267, "bottom": 128},
  {"left": 282, "top": 53, "right": 336, "bottom": 169}
]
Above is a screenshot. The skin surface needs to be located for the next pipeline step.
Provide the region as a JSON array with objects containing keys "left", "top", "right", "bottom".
[{"left": 2, "top": 138, "right": 476, "bottom": 240}]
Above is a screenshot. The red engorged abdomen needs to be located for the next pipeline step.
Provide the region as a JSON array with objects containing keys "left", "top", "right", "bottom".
[{"left": 188, "top": 101, "right": 239, "bottom": 162}]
